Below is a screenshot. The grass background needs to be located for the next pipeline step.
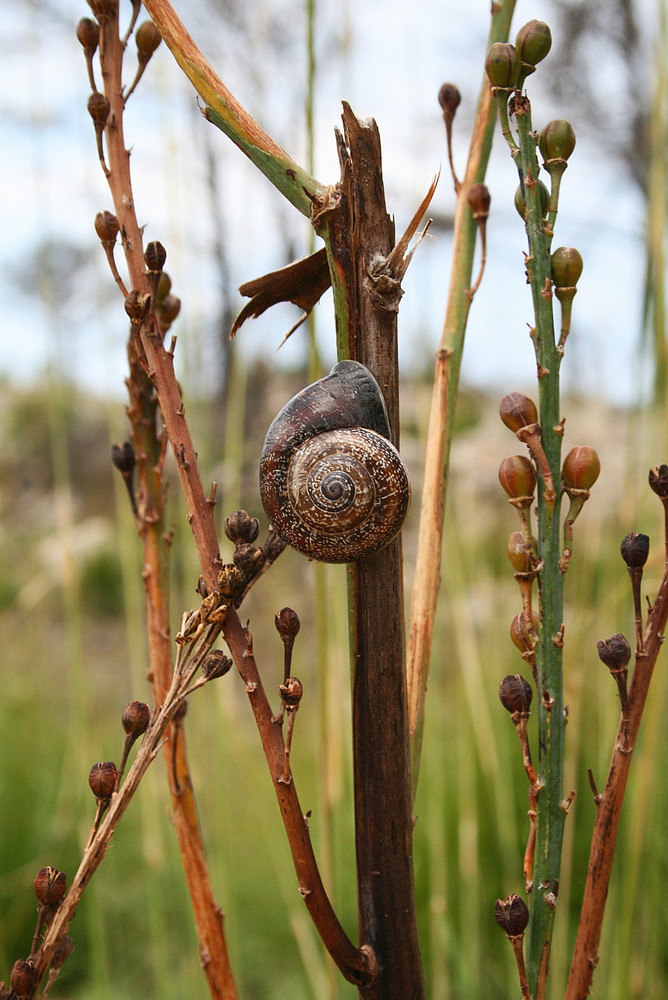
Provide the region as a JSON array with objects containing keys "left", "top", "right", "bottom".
[{"left": 1, "top": 375, "right": 667, "bottom": 999}]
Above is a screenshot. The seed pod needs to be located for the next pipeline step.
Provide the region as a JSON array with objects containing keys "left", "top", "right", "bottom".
[
  {"left": 122, "top": 701, "right": 150, "bottom": 738},
  {"left": 515, "top": 20, "right": 552, "bottom": 67},
  {"left": 87, "top": 92, "right": 110, "bottom": 125},
  {"left": 514, "top": 179, "right": 550, "bottom": 222},
  {"left": 510, "top": 611, "right": 540, "bottom": 654},
  {"left": 495, "top": 894, "right": 530, "bottom": 936},
  {"left": 76, "top": 17, "right": 99, "bottom": 52},
  {"left": 499, "top": 393, "right": 538, "bottom": 433},
  {"left": 467, "top": 182, "right": 491, "bottom": 220},
  {"left": 649, "top": 464, "right": 668, "bottom": 501},
  {"left": 224, "top": 510, "right": 260, "bottom": 545},
  {"left": 94, "top": 210, "right": 118, "bottom": 245},
  {"left": 135, "top": 20, "right": 162, "bottom": 56},
  {"left": 218, "top": 563, "right": 244, "bottom": 599},
  {"left": 156, "top": 293, "right": 181, "bottom": 331},
  {"left": 539, "top": 119, "right": 576, "bottom": 162},
  {"left": 438, "top": 83, "right": 461, "bottom": 115},
  {"left": 499, "top": 674, "right": 533, "bottom": 714},
  {"left": 232, "top": 542, "right": 265, "bottom": 577},
  {"left": 485, "top": 42, "right": 521, "bottom": 90},
  {"left": 499, "top": 455, "right": 537, "bottom": 500},
  {"left": 596, "top": 634, "right": 631, "bottom": 671},
  {"left": 10, "top": 960, "right": 37, "bottom": 999},
  {"left": 507, "top": 532, "right": 535, "bottom": 573},
  {"left": 88, "top": 761, "right": 118, "bottom": 799},
  {"left": 562, "top": 446, "right": 600, "bottom": 492},
  {"left": 620, "top": 532, "right": 649, "bottom": 569},
  {"left": 111, "top": 441, "right": 135, "bottom": 476},
  {"left": 279, "top": 676, "right": 303, "bottom": 707},
  {"left": 551, "top": 247, "right": 583, "bottom": 289},
  {"left": 34, "top": 867, "right": 67, "bottom": 907},
  {"left": 275, "top": 607, "right": 301, "bottom": 641},
  {"left": 124, "top": 290, "right": 150, "bottom": 323},
  {"left": 144, "top": 241, "right": 166, "bottom": 276},
  {"left": 201, "top": 650, "right": 233, "bottom": 680}
]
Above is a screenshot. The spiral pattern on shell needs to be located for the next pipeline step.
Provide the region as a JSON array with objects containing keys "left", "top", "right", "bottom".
[{"left": 260, "top": 361, "right": 411, "bottom": 563}]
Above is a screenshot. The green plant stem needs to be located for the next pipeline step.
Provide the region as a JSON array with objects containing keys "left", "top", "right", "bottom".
[
  {"left": 407, "top": 0, "right": 517, "bottom": 788},
  {"left": 514, "top": 99, "right": 566, "bottom": 997},
  {"left": 140, "top": 0, "right": 323, "bottom": 217}
]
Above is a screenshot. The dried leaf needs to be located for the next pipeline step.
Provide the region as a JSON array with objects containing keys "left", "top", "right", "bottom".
[{"left": 230, "top": 248, "right": 331, "bottom": 342}]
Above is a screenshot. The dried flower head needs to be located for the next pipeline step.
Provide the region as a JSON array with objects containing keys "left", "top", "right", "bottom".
[{"left": 201, "top": 650, "right": 233, "bottom": 681}]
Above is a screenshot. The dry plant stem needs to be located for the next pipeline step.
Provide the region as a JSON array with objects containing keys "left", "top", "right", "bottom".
[
  {"left": 565, "top": 561, "right": 668, "bottom": 999},
  {"left": 508, "top": 935, "right": 531, "bottom": 1000},
  {"left": 28, "top": 629, "right": 217, "bottom": 994},
  {"left": 95, "top": 11, "right": 236, "bottom": 1000},
  {"left": 407, "top": 0, "right": 517, "bottom": 787},
  {"left": 99, "top": 18, "right": 369, "bottom": 985},
  {"left": 222, "top": 611, "right": 375, "bottom": 988},
  {"left": 316, "top": 106, "right": 425, "bottom": 999}
]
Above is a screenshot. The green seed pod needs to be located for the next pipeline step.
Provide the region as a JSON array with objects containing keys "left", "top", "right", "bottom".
[
  {"left": 539, "top": 119, "right": 576, "bottom": 162},
  {"left": 562, "top": 446, "right": 600, "bottom": 491},
  {"left": 485, "top": 42, "right": 521, "bottom": 89},
  {"left": 551, "top": 247, "right": 583, "bottom": 289},
  {"left": 499, "top": 455, "right": 537, "bottom": 500},
  {"left": 515, "top": 20, "right": 552, "bottom": 68},
  {"left": 514, "top": 179, "right": 550, "bottom": 222}
]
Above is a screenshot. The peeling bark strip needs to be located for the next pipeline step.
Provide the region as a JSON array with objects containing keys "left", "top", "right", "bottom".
[{"left": 317, "top": 104, "right": 426, "bottom": 999}]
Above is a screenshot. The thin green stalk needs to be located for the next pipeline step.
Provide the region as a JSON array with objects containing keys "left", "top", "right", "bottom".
[
  {"left": 141, "top": 0, "right": 323, "bottom": 217},
  {"left": 513, "top": 101, "right": 566, "bottom": 995},
  {"left": 408, "top": 0, "right": 517, "bottom": 788}
]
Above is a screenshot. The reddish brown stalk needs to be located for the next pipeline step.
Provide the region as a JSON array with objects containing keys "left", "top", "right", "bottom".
[
  {"left": 565, "top": 562, "right": 668, "bottom": 999},
  {"left": 223, "top": 611, "right": 375, "bottom": 986},
  {"left": 92, "top": 10, "right": 235, "bottom": 1000}
]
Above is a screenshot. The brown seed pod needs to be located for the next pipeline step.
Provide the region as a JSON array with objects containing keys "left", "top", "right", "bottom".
[
  {"left": 259, "top": 361, "right": 411, "bottom": 563},
  {"left": 88, "top": 761, "right": 118, "bottom": 799},
  {"left": 34, "top": 867, "right": 67, "bottom": 907}
]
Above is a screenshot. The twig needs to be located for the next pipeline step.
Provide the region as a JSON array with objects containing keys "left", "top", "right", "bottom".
[
  {"left": 407, "top": 0, "right": 518, "bottom": 786},
  {"left": 565, "top": 560, "right": 668, "bottom": 998}
]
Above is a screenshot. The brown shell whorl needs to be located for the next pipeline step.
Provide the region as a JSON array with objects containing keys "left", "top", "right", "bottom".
[{"left": 260, "top": 361, "right": 411, "bottom": 563}]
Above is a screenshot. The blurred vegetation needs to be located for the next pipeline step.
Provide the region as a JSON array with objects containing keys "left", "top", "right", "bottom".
[{"left": 1, "top": 374, "right": 667, "bottom": 999}]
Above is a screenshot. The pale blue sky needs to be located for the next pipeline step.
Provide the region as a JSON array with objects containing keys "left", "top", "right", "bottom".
[{"left": 0, "top": 0, "right": 660, "bottom": 403}]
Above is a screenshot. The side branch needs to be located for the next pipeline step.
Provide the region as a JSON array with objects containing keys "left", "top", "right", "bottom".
[
  {"left": 140, "top": 0, "right": 323, "bottom": 217},
  {"left": 565, "top": 564, "right": 668, "bottom": 999}
]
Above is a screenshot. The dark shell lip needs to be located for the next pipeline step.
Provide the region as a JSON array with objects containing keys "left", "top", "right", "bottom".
[{"left": 259, "top": 362, "right": 410, "bottom": 563}]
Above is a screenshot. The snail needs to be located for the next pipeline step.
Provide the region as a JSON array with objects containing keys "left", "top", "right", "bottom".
[{"left": 259, "top": 360, "right": 411, "bottom": 563}]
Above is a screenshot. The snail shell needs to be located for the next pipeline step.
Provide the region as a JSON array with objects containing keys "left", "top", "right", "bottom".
[{"left": 260, "top": 360, "right": 411, "bottom": 563}]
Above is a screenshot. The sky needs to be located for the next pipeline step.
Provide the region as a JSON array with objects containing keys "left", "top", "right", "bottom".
[{"left": 0, "top": 0, "right": 662, "bottom": 404}]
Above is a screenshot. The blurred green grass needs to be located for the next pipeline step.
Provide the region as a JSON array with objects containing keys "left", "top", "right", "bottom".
[{"left": 1, "top": 376, "right": 667, "bottom": 999}]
